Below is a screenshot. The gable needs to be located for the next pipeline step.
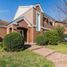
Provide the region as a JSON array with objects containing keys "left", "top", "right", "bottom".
[
  {"left": 13, "top": 4, "right": 44, "bottom": 20},
  {"left": 35, "top": 5, "right": 41, "bottom": 12},
  {"left": 14, "top": 6, "right": 33, "bottom": 20},
  {"left": 12, "top": 4, "right": 44, "bottom": 27},
  {"left": 17, "top": 19, "right": 28, "bottom": 28},
  {"left": 34, "top": 4, "right": 44, "bottom": 12}
]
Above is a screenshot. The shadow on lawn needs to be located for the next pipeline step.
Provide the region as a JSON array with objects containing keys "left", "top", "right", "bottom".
[
  {"left": 23, "top": 44, "right": 31, "bottom": 50},
  {"left": 4, "top": 44, "right": 31, "bottom": 52}
]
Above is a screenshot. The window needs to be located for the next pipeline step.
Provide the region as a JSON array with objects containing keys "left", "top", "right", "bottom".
[
  {"left": 36, "top": 12, "right": 40, "bottom": 31},
  {"left": 19, "top": 30, "right": 24, "bottom": 37}
]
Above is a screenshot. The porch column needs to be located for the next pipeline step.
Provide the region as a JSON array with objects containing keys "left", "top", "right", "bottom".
[{"left": 27, "top": 27, "right": 34, "bottom": 44}]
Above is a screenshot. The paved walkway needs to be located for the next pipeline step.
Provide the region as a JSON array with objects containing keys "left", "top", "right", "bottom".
[{"left": 29, "top": 45, "right": 67, "bottom": 67}]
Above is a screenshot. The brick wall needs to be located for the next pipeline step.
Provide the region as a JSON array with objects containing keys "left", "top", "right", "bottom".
[
  {"left": 18, "top": 19, "right": 28, "bottom": 28},
  {"left": 0, "top": 27, "right": 7, "bottom": 38}
]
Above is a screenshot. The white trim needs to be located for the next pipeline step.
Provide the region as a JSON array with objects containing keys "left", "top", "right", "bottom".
[
  {"left": 23, "top": 17, "right": 32, "bottom": 27},
  {"left": 32, "top": 25, "right": 50, "bottom": 30},
  {"left": 34, "top": 4, "right": 44, "bottom": 13},
  {"left": 14, "top": 6, "right": 33, "bottom": 20},
  {"left": 36, "top": 11, "right": 41, "bottom": 31},
  {"left": 25, "top": 42, "right": 36, "bottom": 45},
  {"left": 32, "top": 25, "right": 36, "bottom": 27},
  {"left": 32, "top": 25, "right": 45, "bottom": 29},
  {"left": 14, "top": 4, "right": 44, "bottom": 20},
  {"left": 9, "top": 4, "right": 44, "bottom": 27},
  {"left": 8, "top": 16, "right": 32, "bottom": 27}
]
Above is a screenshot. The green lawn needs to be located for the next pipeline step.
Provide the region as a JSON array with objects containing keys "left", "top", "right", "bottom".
[
  {"left": 45, "top": 43, "right": 67, "bottom": 54},
  {"left": 0, "top": 47, "right": 54, "bottom": 67}
]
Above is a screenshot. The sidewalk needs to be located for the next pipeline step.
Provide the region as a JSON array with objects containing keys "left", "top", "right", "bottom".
[{"left": 29, "top": 45, "right": 67, "bottom": 67}]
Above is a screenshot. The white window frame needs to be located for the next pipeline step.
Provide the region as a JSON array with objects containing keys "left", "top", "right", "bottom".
[
  {"left": 19, "top": 30, "right": 24, "bottom": 37},
  {"left": 36, "top": 11, "right": 41, "bottom": 31}
]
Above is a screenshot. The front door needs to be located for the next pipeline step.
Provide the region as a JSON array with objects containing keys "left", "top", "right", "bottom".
[{"left": 18, "top": 28, "right": 27, "bottom": 42}]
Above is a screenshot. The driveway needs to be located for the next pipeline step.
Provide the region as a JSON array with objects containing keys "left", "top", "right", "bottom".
[{"left": 29, "top": 45, "right": 67, "bottom": 67}]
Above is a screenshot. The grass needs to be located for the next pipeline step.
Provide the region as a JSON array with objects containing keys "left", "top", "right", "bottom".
[
  {"left": 45, "top": 42, "right": 67, "bottom": 54},
  {"left": 0, "top": 46, "right": 54, "bottom": 67}
]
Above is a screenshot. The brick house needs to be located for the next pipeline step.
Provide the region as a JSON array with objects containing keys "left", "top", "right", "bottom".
[
  {"left": 0, "top": 4, "right": 67, "bottom": 44},
  {"left": 7, "top": 4, "right": 45, "bottom": 44},
  {"left": 0, "top": 20, "right": 8, "bottom": 38}
]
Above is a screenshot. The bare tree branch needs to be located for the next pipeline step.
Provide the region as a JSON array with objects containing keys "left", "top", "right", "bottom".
[
  {"left": 57, "top": 6, "right": 67, "bottom": 15},
  {"left": 63, "top": 0, "right": 67, "bottom": 6}
]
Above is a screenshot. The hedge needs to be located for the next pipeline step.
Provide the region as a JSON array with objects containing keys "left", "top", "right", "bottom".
[
  {"left": 44, "top": 30, "right": 60, "bottom": 45},
  {"left": 35, "top": 30, "right": 60, "bottom": 45},
  {"left": 3, "top": 32, "right": 24, "bottom": 51}
]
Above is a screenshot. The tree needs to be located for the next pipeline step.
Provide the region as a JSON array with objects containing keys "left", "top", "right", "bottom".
[
  {"left": 57, "top": 0, "right": 67, "bottom": 15},
  {"left": 51, "top": 0, "right": 67, "bottom": 21}
]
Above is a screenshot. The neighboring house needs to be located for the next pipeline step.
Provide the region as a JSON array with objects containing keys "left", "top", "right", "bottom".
[
  {"left": 53, "top": 21, "right": 67, "bottom": 34},
  {"left": 0, "top": 20, "right": 8, "bottom": 38},
  {"left": 0, "top": 4, "right": 67, "bottom": 44}
]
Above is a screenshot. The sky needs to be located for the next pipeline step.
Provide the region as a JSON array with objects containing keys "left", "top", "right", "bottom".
[{"left": 0, "top": 0, "right": 67, "bottom": 22}]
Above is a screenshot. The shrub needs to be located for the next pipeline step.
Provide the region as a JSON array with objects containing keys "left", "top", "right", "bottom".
[
  {"left": 35, "top": 30, "right": 60, "bottom": 45},
  {"left": 0, "top": 42, "right": 3, "bottom": 48},
  {"left": 54, "top": 26, "right": 65, "bottom": 42},
  {"left": 35, "top": 34, "right": 46, "bottom": 45},
  {"left": 3, "top": 32, "right": 24, "bottom": 51},
  {"left": 44, "top": 30, "right": 60, "bottom": 45}
]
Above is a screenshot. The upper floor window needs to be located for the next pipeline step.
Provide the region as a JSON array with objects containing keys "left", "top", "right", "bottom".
[{"left": 36, "top": 12, "right": 40, "bottom": 31}]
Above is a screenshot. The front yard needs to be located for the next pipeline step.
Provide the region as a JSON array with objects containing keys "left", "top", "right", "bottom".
[
  {"left": 45, "top": 43, "right": 67, "bottom": 54},
  {"left": 0, "top": 46, "right": 54, "bottom": 67},
  {"left": 0, "top": 32, "right": 54, "bottom": 67}
]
